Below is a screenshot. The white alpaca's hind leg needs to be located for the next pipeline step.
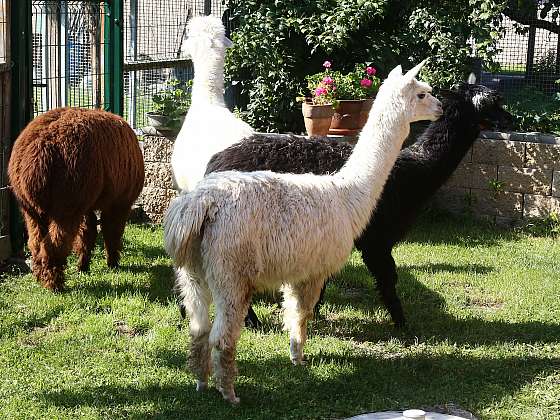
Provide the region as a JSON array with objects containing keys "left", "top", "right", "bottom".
[
  {"left": 207, "top": 273, "right": 252, "bottom": 404},
  {"left": 176, "top": 267, "right": 212, "bottom": 392},
  {"left": 281, "top": 277, "right": 326, "bottom": 365}
]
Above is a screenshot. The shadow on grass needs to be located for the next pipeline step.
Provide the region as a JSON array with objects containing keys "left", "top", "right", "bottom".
[
  {"left": 405, "top": 210, "right": 520, "bottom": 247},
  {"left": 311, "top": 261, "right": 560, "bottom": 347},
  {"left": 62, "top": 229, "right": 174, "bottom": 303},
  {"left": 39, "top": 351, "right": 560, "bottom": 419},
  {"left": 0, "top": 304, "right": 65, "bottom": 338},
  {"left": 402, "top": 262, "right": 494, "bottom": 275},
  {"left": 74, "top": 262, "right": 175, "bottom": 304}
]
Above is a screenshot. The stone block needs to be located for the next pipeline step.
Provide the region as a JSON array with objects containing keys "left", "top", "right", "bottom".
[
  {"left": 522, "top": 132, "right": 539, "bottom": 142},
  {"left": 534, "top": 134, "right": 560, "bottom": 145},
  {"left": 498, "top": 166, "right": 552, "bottom": 195},
  {"left": 461, "top": 147, "right": 473, "bottom": 164},
  {"left": 524, "top": 142, "right": 560, "bottom": 170},
  {"left": 495, "top": 216, "right": 519, "bottom": 227},
  {"left": 446, "top": 163, "right": 497, "bottom": 190},
  {"left": 509, "top": 132, "right": 527, "bottom": 141},
  {"left": 144, "top": 212, "right": 165, "bottom": 224},
  {"left": 470, "top": 189, "right": 523, "bottom": 219},
  {"left": 553, "top": 171, "right": 560, "bottom": 197},
  {"left": 143, "top": 135, "right": 174, "bottom": 163},
  {"left": 140, "top": 187, "right": 177, "bottom": 220},
  {"left": 479, "top": 131, "right": 511, "bottom": 140},
  {"left": 472, "top": 139, "right": 525, "bottom": 166},
  {"left": 432, "top": 187, "right": 471, "bottom": 215},
  {"left": 523, "top": 194, "right": 560, "bottom": 218},
  {"left": 144, "top": 162, "right": 174, "bottom": 189},
  {"left": 470, "top": 163, "right": 498, "bottom": 190}
]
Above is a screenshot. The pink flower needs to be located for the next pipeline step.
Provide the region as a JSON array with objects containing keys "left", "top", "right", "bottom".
[
  {"left": 314, "top": 86, "right": 327, "bottom": 96},
  {"left": 366, "top": 66, "right": 376, "bottom": 75},
  {"left": 360, "top": 78, "right": 373, "bottom": 88},
  {"left": 322, "top": 76, "right": 334, "bottom": 85},
  {"left": 323, "top": 60, "right": 332, "bottom": 69}
]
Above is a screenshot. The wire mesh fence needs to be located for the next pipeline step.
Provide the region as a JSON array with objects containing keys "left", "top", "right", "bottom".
[
  {"left": 29, "top": 0, "right": 230, "bottom": 131},
  {"left": 482, "top": 5, "right": 560, "bottom": 104},
  {"left": 31, "top": 0, "right": 111, "bottom": 116},
  {"left": 123, "top": 0, "right": 228, "bottom": 130}
]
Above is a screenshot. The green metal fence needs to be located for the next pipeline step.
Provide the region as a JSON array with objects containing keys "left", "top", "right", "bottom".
[
  {"left": 0, "top": 0, "right": 11, "bottom": 260},
  {"left": 2, "top": 0, "right": 232, "bottom": 257},
  {"left": 28, "top": 0, "right": 228, "bottom": 130}
]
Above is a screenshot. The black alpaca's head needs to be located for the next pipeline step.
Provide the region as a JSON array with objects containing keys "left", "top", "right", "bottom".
[{"left": 442, "top": 82, "right": 514, "bottom": 131}]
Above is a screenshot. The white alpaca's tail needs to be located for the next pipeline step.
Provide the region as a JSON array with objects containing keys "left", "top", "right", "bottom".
[{"left": 163, "top": 192, "right": 212, "bottom": 267}]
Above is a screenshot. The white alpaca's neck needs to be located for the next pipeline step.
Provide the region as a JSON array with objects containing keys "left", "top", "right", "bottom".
[
  {"left": 335, "top": 90, "right": 410, "bottom": 237},
  {"left": 191, "top": 53, "right": 226, "bottom": 106}
]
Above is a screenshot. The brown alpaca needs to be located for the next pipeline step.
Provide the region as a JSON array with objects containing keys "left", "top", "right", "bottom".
[{"left": 8, "top": 107, "right": 144, "bottom": 291}]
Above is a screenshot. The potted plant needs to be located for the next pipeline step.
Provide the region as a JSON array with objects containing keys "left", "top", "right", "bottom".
[
  {"left": 299, "top": 61, "right": 338, "bottom": 136},
  {"left": 146, "top": 79, "right": 192, "bottom": 135},
  {"left": 302, "top": 61, "right": 381, "bottom": 136},
  {"left": 328, "top": 63, "right": 380, "bottom": 136}
]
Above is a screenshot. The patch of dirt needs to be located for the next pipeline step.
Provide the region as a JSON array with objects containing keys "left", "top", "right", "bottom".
[
  {"left": 19, "top": 323, "right": 62, "bottom": 347},
  {"left": 114, "top": 320, "right": 141, "bottom": 337},
  {"left": 428, "top": 403, "right": 478, "bottom": 419}
]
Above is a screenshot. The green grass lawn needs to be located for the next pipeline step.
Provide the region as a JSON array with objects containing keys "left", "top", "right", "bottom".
[{"left": 1, "top": 215, "right": 559, "bottom": 419}]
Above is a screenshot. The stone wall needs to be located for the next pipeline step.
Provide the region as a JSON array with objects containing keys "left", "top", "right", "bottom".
[
  {"left": 139, "top": 132, "right": 560, "bottom": 225},
  {"left": 433, "top": 131, "right": 560, "bottom": 225},
  {"left": 139, "top": 135, "right": 177, "bottom": 223}
]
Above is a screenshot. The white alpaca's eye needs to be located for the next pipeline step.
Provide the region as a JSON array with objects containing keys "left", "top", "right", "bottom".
[{"left": 417, "top": 93, "right": 426, "bottom": 99}]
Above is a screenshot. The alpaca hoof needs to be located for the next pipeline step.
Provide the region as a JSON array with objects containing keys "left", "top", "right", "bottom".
[
  {"left": 196, "top": 380, "right": 207, "bottom": 392},
  {"left": 290, "top": 355, "right": 307, "bottom": 366},
  {"left": 244, "top": 313, "right": 262, "bottom": 330},
  {"left": 394, "top": 320, "right": 406, "bottom": 329},
  {"left": 77, "top": 263, "right": 90, "bottom": 273},
  {"left": 289, "top": 338, "right": 305, "bottom": 365},
  {"left": 218, "top": 386, "right": 240, "bottom": 404}
]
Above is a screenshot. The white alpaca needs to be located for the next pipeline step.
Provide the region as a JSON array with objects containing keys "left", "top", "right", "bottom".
[
  {"left": 171, "top": 15, "right": 254, "bottom": 192},
  {"left": 164, "top": 61, "right": 442, "bottom": 403}
]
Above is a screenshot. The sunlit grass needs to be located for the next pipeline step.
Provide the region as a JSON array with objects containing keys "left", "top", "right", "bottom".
[{"left": 1, "top": 215, "right": 559, "bottom": 419}]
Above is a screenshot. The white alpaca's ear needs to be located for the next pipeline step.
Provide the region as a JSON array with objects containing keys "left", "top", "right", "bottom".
[
  {"left": 467, "top": 73, "right": 476, "bottom": 84},
  {"left": 405, "top": 58, "right": 428, "bottom": 79},
  {"left": 224, "top": 36, "right": 233, "bottom": 48},
  {"left": 387, "top": 65, "right": 403, "bottom": 80}
]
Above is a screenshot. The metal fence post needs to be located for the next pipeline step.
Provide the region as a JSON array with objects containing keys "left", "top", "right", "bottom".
[
  {"left": 9, "top": 0, "right": 32, "bottom": 254},
  {"left": 104, "top": 0, "right": 123, "bottom": 115}
]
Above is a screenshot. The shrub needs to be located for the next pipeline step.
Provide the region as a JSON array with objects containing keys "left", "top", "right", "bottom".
[
  {"left": 505, "top": 87, "right": 560, "bottom": 134},
  {"left": 151, "top": 79, "right": 192, "bottom": 119},
  {"left": 226, "top": 0, "right": 504, "bottom": 132}
]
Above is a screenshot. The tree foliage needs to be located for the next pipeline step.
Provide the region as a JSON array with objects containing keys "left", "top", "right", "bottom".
[
  {"left": 226, "top": 0, "right": 506, "bottom": 132},
  {"left": 504, "top": 0, "right": 560, "bottom": 34}
]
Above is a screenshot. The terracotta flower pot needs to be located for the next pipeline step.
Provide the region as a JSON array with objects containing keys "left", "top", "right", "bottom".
[
  {"left": 329, "top": 98, "right": 375, "bottom": 136},
  {"left": 359, "top": 98, "right": 374, "bottom": 127},
  {"left": 302, "top": 102, "right": 335, "bottom": 137}
]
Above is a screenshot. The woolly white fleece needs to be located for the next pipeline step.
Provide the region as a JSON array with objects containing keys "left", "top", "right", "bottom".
[{"left": 171, "top": 15, "right": 254, "bottom": 192}]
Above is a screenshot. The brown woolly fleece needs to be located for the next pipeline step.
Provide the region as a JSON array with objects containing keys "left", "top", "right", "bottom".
[{"left": 8, "top": 107, "right": 144, "bottom": 291}]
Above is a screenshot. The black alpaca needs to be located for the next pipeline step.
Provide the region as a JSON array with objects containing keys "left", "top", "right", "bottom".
[{"left": 201, "top": 82, "right": 513, "bottom": 328}]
